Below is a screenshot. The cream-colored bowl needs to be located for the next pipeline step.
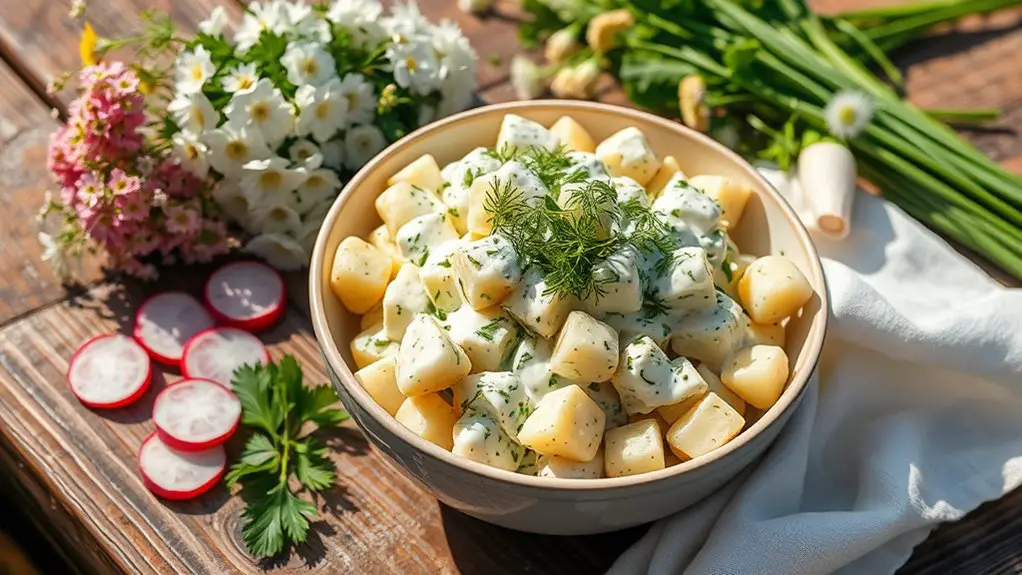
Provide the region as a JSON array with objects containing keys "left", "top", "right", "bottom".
[{"left": 309, "top": 101, "right": 827, "bottom": 535}]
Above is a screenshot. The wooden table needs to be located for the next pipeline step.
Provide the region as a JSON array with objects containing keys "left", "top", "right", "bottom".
[{"left": 0, "top": 1, "right": 1020, "bottom": 573}]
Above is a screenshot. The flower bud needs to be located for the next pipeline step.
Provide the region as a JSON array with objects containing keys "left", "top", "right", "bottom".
[
  {"left": 586, "top": 10, "right": 634, "bottom": 53},
  {"left": 545, "top": 28, "right": 580, "bottom": 64},
  {"left": 511, "top": 56, "right": 545, "bottom": 100},
  {"left": 678, "top": 75, "right": 709, "bottom": 132},
  {"left": 550, "top": 60, "right": 601, "bottom": 100},
  {"left": 378, "top": 83, "right": 399, "bottom": 113},
  {"left": 458, "top": 0, "right": 495, "bottom": 14}
]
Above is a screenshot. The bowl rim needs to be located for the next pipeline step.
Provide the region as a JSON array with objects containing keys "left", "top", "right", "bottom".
[{"left": 310, "top": 100, "right": 829, "bottom": 492}]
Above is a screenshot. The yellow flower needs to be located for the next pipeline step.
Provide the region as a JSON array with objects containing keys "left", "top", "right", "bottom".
[
  {"left": 678, "top": 75, "right": 709, "bottom": 132},
  {"left": 79, "top": 22, "right": 98, "bottom": 66},
  {"left": 545, "top": 28, "right": 580, "bottom": 65},
  {"left": 586, "top": 10, "right": 634, "bottom": 53}
]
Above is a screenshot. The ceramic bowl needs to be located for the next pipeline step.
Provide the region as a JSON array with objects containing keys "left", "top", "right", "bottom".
[{"left": 309, "top": 101, "right": 827, "bottom": 535}]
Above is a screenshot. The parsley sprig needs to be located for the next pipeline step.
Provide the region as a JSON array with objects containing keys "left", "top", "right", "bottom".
[{"left": 226, "top": 356, "right": 349, "bottom": 558}]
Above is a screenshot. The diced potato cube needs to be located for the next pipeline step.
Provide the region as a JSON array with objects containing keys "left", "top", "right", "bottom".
[
  {"left": 646, "top": 155, "right": 684, "bottom": 198},
  {"left": 549, "top": 311, "right": 619, "bottom": 382},
  {"left": 330, "top": 237, "right": 391, "bottom": 314},
  {"left": 721, "top": 344, "right": 789, "bottom": 410},
  {"left": 350, "top": 322, "right": 398, "bottom": 369},
  {"left": 602, "top": 311, "right": 674, "bottom": 350},
  {"left": 441, "top": 148, "right": 502, "bottom": 235},
  {"left": 382, "top": 264, "right": 431, "bottom": 341},
  {"left": 537, "top": 449, "right": 604, "bottom": 479},
  {"left": 395, "top": 393, "right": 459, "bottom": 450},
  {"left": 595, "top": 127, "right": 661, "bottom": 186},
  {"left": 419, "top": 241, "right": 465, "bottom": 313},
  {"left": 360, "top": 301, "right": 384, "bottom": 330},
  {"left": 549, "top": 116, "right": 595, "bottom": 153},
  {"left": 697, "top": 364, "right": 746, "bottom": 416},
  {"left": 467, "top": 161, "right": 549, "bottom": 236},
  {"left": 671, "top": 292, "right": 745, "bottom": 372},
  {"left": 516, "top": 449, "right": 540, "bottom": 475},
  {"left": 583, "top": 246, "right": 643, "bottom": 316},
  {"left": 453, "top": 371, "right": 530, "bottom": 440},
  {"left": 503, "top": 267, "right": 575, "bottom": 339},
  {"left": 496, "top": 113, "right": 558, "bottom": 156},
  {"left": 612, "top": 338, "right": 708, "bottom": 415},
  {"left": 395, "top": 212, "right": 459, "bottom": 266},
  {"left": 689, "top": 175, "right": 752, "bottom": 229},
  {"left": 563, "top": 151, "right": 610, "bottom": 180},
  {"left": 368, "top": 225, "right": 405, "bottom": 279},
  {"left": 354, "top": 356, "right": 403, "bottom": 415},
  {"left": 652, "top": 174, "right": 722, "bottom": 236},
  {"left": 613, "top": 176, "right": 650, "bottom": 208},
  {"left": 388, "top": 154, "right": 443, "bottom": 193},
  {"left": 604, "top": 419, "right": 666, "bottom": 478},
  {"left": 738, "top": 256, "right": 814, "bottom": 324},
  {"left": 649, "top": 247, "right": 717, "bottom": 314},
  {"left": 745, "top": 321, "right": 785, "bottom": 347},
  {"left": 452, "top": 411, "right": 523, "bottom": 471},
  {"left": 656, "top": 395, "right": 702, "bottom": 426},
  {"left": 666, "top": 392, "right": 745, "bottom": 458},
  {"left": 583, "top": 381, "right": 628, "bottom": 430},
  {"left": 452, "top": 235, "right": 523, "bottom": 310},
  {"left": 445, "top": 305, "right": 517, "bottom": 373},
  {"left": 518, "top": 384, "right": 606, "bottom": 461},
  {"left": 375, "top": 181, "right": 445, "bottom": 237},
  {"left": 664, "top": 449, "right": 685, "bottom": 466},
  {"left": 512, "top": 338, "right": 573, "bottom": 404},
  {"left": 397, "top": 314, "right": 472, "bottom": 396}
]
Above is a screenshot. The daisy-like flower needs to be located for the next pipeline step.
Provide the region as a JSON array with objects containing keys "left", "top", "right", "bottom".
[
  {"left": 320, "top": 139, "right": 345, "bottom": 170},
  {"left": 240, "top": 156, "right": 306, "bottom": 207},
  {"left": 294, "top": 168, "right": 342, "bottom": 214},
  {"left": 251, "top": 201, "right": 303, "bottom": 236},
  {"left": 298, "top": 215, "right": 325, "bottom": 255},
  {"left": 212, "top": 181, "right": 256, "bottom": 230},
  {"left": 289, "top": 139, "right": 324, "bottom": 170},
  {"left": 384, "top": 1, "right": 431, "bottom": 44},
  {"left": 437, "top": 67, "right": 476, "bottom": 116},
  {"left": 432, "top": 19, "right": 476, "bottom": 83},
  {"left": 39, "top": 232, "right": 72, "bottom": 280},
  {"left": 326, "top": 0, "right": 386, "bottom": 48},
  {"left": 294, "top": 79, "right": 349, "bottom": 143},
  {"left": 172, "top": 131, "right": 210, "bottom": 178},
  {"left": 205, "top": 121, "right": 272, "bottom": 178},
  {"left": 344, "top": 124, "right": 387, "bottom": 170},
  {"left": 510, "top": 56, "right": 544, "bottom": 100},
  {"left": 244, "top": 233, "right": 308, "bottom": 271},
  {"left": 282, "top": 41, "right": 337, "bottom": 87},
  {"left": 234, "top": 1, "right": 290, "bottom": 53},
  {"left": 164, "top": 203, "right": 202, "bottom": 235},
  {"left": 174, "top": 46, "right": 216, "bottom": 95},
  {"left": 289, "top": 2, "right": 332, "bottom": 43},
  {"left": 825, "top": 90, "right": 874, "bottom": 140},
  {"left": 168, "top": 92, "right": 218, "bottom": 135},
  {"left": 337, "top": 73, "right": 375, "bottom": 127},
  {"left": 198, "top": 6, "right": 229, "bottom": 36},
  {"left": 226, "top": 78, "right": 294, "bottom": 146},
  {"left": 222, "top": 63, "right": 260, "bottom": 94},
  {"left": 388, "top": 40, "right": 442, "bottom": 96}
]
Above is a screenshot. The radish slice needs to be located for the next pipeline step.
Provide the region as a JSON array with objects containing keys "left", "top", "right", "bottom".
[
  {"left": 204, "top": 261, "right": 286, "bottom": 333},
  {"left": 135, "top": 292, "right": 215, "bottom": 366},
  {"left": 181, "top": 328, "right": 270, "bottom": 386},
  {"left": 138, "top": 433, "right": 226, "bottom": 501},
  {"left": 153, "top": 379, "right": 242, "bottom": 451},
  {"left": 67, "top": 334, "right": 152, "bottom": 409}
]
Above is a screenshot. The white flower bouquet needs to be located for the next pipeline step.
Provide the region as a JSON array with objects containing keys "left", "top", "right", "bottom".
[{"left": 45, "top": 2, "right": 477, "bottom": 277}]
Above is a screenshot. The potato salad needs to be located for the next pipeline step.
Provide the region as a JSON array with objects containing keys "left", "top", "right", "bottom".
[{"left": 331, "top": 114, "right": 815, "bottom": 479}]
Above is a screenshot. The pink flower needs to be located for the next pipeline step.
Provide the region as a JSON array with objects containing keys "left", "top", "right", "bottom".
[
  {"left": 108, "top": 168, "right": 141, "bottom": 197},
  {"left": 163, "top": 202, "right": 201, "bottom": 235}
]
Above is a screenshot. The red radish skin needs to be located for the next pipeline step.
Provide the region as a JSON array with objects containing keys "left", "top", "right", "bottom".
[
  {"left": 67, "top": 334, "right": 152, "bottom": 409},
  {"left": 138, "top": 433, "right": 226, "bottom": 501},
  {"left": 134, "top": 292, "right": 215, "bottom": 366},
  {"left": 204, "top": 261, "right": 286, "bottom": 333},
  {"left": 153, "top": 378, "right": 242, "bottom": 451},
  {"left": 180, "top": 327, "right": 270, "bottom": 386}
]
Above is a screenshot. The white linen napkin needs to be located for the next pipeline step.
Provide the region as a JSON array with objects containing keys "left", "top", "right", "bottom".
[{"left": 610, "top": 174, "right": 1022, "bottom": 575}]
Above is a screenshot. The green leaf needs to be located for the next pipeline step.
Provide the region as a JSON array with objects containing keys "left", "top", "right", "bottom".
[
  {"left": 295, "top": 384, "right": 348, "bottom": 428},
  {"left": 225, "top": 434, "right": 280, "bottom": 486},
  {"left": 231, "top": 364, "right": 283, "bottom": 436},
  {"left": 293, "top": 439, "right": 336, "bottom": 492},
  {"left": 240, "top": 485, "right": 316, "bottom": 558},
  {"left": 618, "top": 51, "right": 697, "bottom": 113},
  {"left": 519, "top": 0, "right": 566, "bottom": 48}
]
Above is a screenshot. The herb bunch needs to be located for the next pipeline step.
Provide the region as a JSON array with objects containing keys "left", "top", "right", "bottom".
[{"left": 226, "top": 355, "right": 349, "bottom": 558}]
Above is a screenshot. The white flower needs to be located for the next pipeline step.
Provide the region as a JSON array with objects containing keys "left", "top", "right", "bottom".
[
  {"left": 388, "top": 40, "right": 442, "bottom": 96},
  {"left": 168, "top": 92, "right": 217, "bottom": 135},
  {"left": 205, "top": 122, "right": 272, "bottom": 177},
  {"left": 172, "top": 131, "right": 209, "bottom": 178},
  {"left": 383, "top": 1, "right": 431, "bottom": 43},
  {"left": 212, "top": 182, "right": 257, "bottom": 229},
  {"left": 344, "top": 124, "right": 387, "bottom": 170},
  {"left": 289, "top": 139, "right": 324, "bottom": 170},
  {"left": 223, "top": 63, "right": 260, "bottom": 94},
  {"left": 326, "top": 0, "right": 386, "bottom": 47},
  {"left": 39, "top": 232, "right": 72, "bottom": 280},
  {"left": 337, "top": 73, "right": 375, "bottom": 127},
  {"left": 282, "top": 40, "right": 337, "bottom": 87},
  {"left": 244, "top": 233, "right": 308, "bottom": 270},
  {"left": 458, "top": 0, "right": 494, "bottom": 14},
  {"left": 226, "top": 78, "right": 294, "bottom": 146},
  {"left": 825, "top": 90, "right": 874, "bottom": 140},
  {"left": 289, "top": 2, "right": 332, "bottom": 43},
  {"left": 174, "top": 46, "right": 216, "bottom": 94},
  {"left": 294, "top": 79, "right": 349, "bottom": 143},
  {"left": 68, "top": 0, "right": 87, "bottom": 20},
  {"left": 437, "top": 68, "right": 476, "bottom": 116},
  {"left": 294, "top": 168, "right": 342, "bottom": 214},
  {"left": 298, "top": 210, "right": 328, "bottom": 253},
  {"left": 240, "top": 156, "right": 307, "bottom": 207},
  {"left": 234, "top": 1, "right": 291, "bottom": 53},
  {"left": 198, "top": 6, "right": 229, "bottom": 36},
  {"left": 510, "top": 56, "right": 544, "bottom": 100},
  {"left": 320, "top": 139, "right": 345, "bottom": 170},
  {"left": 418, "top": 104, "right": 435, "bottom": 126},
  {"left": 251, "top": 202, "right": 304, "bottom": 236},
  {"left": 431, "top": 20, "right": 477, "bottom": 84}
]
